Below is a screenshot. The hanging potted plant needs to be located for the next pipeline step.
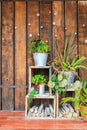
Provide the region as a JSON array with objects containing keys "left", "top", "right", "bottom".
[
  {"left": 48, "top": 33, "right": 87, "bottom": 86},
  {"left": 31, "top": 74, "right": 46, "bottom": 95},
  {"left": 29, "top": 39, "right": 50, "bottom": 66}
]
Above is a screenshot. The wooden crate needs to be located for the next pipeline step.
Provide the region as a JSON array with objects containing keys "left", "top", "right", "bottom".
[
  {"left": 56, "top": 88, "right": 79, "bottom": 119},
  {"left": 29, "top": 66, "right": 52, "bottom": 95},
  {"left": 25, "top": 93, "right": 56, "bottom": 119}
]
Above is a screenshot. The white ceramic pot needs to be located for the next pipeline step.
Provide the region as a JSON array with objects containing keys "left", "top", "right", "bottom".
[
  {"left": 39, "top": 84, "right": 45, "bottom": 95},
  {"left": 33, "top": 53, "right": 48, "bottom": 66}
]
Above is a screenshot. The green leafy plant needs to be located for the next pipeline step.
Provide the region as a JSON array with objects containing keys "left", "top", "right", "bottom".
[
  {"left": 28, "top": 88, "right": 38, "bottom": 107},
  {"left": 80, "top": 80, "right": 87, "bottom": 107},
  {"left": 31, "top": 74, "right": 46, "bottom": 85},
  {"left": 47, "top": 72, "right": 68, "bottom": 94},
  {"left": 28, "top": 74, "right": 46, "bottom": 106},
  {"left": 60, "top": 89, "right": 81, "bottom": 110},
  {"left": 49, "top": 33, "right": 87, "bottom": 72},
  {"left": 29, "top": 39, "right": 49, "bottom": 53},
  {"left": 60, "top": 79, "right": 87, "bottom": 118}
]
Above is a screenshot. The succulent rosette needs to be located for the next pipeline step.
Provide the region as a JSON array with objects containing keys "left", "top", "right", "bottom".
[{"left": 47, "top": 72, "right": 68, "bottom": 94}]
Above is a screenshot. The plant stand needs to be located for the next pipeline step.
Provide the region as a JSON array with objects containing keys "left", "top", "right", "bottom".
[{"left": 25, "top": 93, "right": 56, "bottom": 119}]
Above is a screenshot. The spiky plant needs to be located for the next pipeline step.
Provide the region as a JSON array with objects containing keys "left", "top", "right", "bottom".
[{"left": 49, "top": 33, "right": 87, "bottom": 72}]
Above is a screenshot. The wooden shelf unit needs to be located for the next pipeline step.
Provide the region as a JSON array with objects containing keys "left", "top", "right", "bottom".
[
  {"left": 25, "top": 66, "right": 79, "bottom": 119},
  {"left": 25, "top": 93, "right": 56, "bottom": 119},
  {"left": 29, "top": 66, "right": 52, "bottom": 94},
  {"left": 25, "top": 66, "right": 56, "bottom": 119},
  {"left": 56, "top": 89, "right": 79, "bottom": 119}
]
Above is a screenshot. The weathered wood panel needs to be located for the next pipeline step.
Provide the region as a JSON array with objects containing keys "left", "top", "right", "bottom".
[
  {"left": 15, "top": 2, "right": 26, "bottom": 110},
  {"left": 53, "top": 1, "right": 64, "bottom": 58},
  {"left": 0, "top": 1, "right": 87, "bottom": 111},
  {"left": 2, "top": 2, "right": 14, "bottom": 110},
  {"left": 0, "top": 2, "right": 1, "bottom": 110},
  {"left": 78, "top": 1, "right": 87, "bottom": 44},
  {"left": 65, "top": 1, "right": 77, "bottom": 35},
  {"left": 28, "top": 1, "right": 39, "bottom": 66},
  {"left": 40, "top": 1, "right": 51, "bottom": 60},
  {"left": 79, "top": 44, "right": 87, "bottom": 80},
  {"left": 78, "top": 2, "right": 87, "bottom": 79},
  {"left": 65, "top": 1, "right": 77, "bottom": 57}
]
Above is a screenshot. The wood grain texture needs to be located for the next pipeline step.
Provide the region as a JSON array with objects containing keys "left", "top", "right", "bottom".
[
  {"left": 53, "top": 1, "right": 64, "bottom": 58},
  {"left": 78, "top": 2, "right": 87, "bottom": 79},
  {"left": 40, "top": 1, "right": 51, "bottom": 61},
  {"left": 0, "top": 1, "right": 87, "bottom": 111},
  {"left": 0, "top": 2, "right": 1, "bottom": 110},
  {"left": 79, "top": 44, "right": 87, "bottom": 79},
  {"left": 78, "top": 2, "right": 87, "bottom": 44},
  {"left": 28, "top": 1, "right": 39, "bottom": 66},
  {"left": 0, "top": 112, "right": 87, "bottom": 130},
  {"left": 15, "top": 2, "right": 26, "bottom": 110},
  {"left": 2, "top": 2, "right": 14, "bottom": 110},
  {"left": 65, "top": 1, "right": 77, "bottom": 56},
  {"left": 65, "top": 1, "right": 77, "bottom": 35}
]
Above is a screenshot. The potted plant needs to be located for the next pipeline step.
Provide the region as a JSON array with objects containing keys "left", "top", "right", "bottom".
[
  {"left": 79, "top": 80, "right": 87, "bottom": 119},
  {"left": 31, "top": 74, "right": 46, "bottom": 95},
  {"left": 28, "top": 88, "right": 38, "bottom": 107},
  {"left": 48, "top": 33, "right": 87, "bottom": 86},
  {"left": 29, "top": 39, "right": 50, "bottom": 66},
  {"left": 47, "top": 72, "right": 68, "bottom": 95},
  {"left": 28, "top": 74, "right": 47, "bottom": 106},
  {"left": 60, "top": 79, "right": 87, "bottom": 119}
]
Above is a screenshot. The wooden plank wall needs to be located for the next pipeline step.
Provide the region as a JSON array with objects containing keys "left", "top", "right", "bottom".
[
  {"left": 0, "top": 1, "right": 87, "bottom": 110},
  {"left": 28, "top": 1, "right": 39, "bottom": 66},
  {"left": 53, "top": 1, "right": 64, "bottom": 58},
  {"left": 78, "top": 1, "right": 87, "bottom": 79},
  {"left": 65, "top": 1, "right": 77, "bottom": 60},
  {"left": 15, "top": 2, "right": 26, "bottom": 110},
  {"left": 2, "top": 2, "right": 14, "bottom": 110},
  {"left": 40, "top": 1, "right": 52, "bottom": 60},
  {"left": 0, "top": 2, "right": 1, "bottom": 110}
]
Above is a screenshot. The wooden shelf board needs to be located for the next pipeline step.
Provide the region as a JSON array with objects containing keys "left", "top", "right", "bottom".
[
  {"left": 29, "top": 66, "right": 52, "bottom": 69},
  {"left": 34, "top": 94, "right": 55, "bottom": 99}
]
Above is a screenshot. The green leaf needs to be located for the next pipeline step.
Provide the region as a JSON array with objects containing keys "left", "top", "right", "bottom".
[
  {"left": 28, "top": 90, "right": 38, "bottom": 106},
  {"left": 64, "top": 33, "right": 75, "bottom": 62},
  {"left": 72, "top": 65, "right": 87, "bottom": 70},
  {"left": 71, "top": 56, "right": 86, "bottom": 67}
]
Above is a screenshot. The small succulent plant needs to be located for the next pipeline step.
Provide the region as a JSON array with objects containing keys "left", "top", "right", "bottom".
[{"left": 48, "top": 72, "right": 68, "bottom": 94}]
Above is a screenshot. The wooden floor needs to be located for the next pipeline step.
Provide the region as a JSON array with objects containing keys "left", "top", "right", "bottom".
[{"left": 0, "top": 111, "right": 87, "bottom": 130}]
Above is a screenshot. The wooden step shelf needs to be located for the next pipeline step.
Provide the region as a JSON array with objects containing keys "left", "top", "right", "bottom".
[
  {"left": 26, "top": 66, "right": 79, "bottom": 120},
  {"left": 29, "top": 66, "right": 52, "bottom": 94},
  {"left": 25, "top": 93, "right": 56, "bottom": 119}
]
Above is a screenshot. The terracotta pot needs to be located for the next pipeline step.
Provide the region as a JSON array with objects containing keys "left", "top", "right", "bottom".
[{"left": 80, "top": 106, "right": 87, "bottom": 119}]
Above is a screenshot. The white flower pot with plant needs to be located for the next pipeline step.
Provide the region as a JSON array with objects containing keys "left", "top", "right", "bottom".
[
  {"left": 29, "top": 39, "right": 49, "bottom": 66},
  {"left": 31, "top": 74, "right": 46, "bottom": 95}
]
